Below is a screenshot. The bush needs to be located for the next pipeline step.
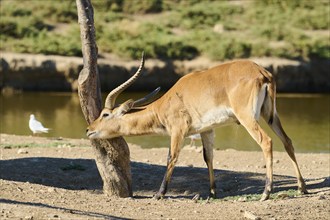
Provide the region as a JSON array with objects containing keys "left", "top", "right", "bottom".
[
  {"left": 98, "top": 22, "right": 198, "bottom": 60},
  {"left": 206, "top": 38, "right": 252, "bottom": 60},
  {"left": 293, "top": 7, "right": 329, "bottom": 30},
  {"left": 122, "top": 0, "right": 162, "bottom": 14},
  {"left": 0, "top": 19, "right": 18, "bottom": 38},
  {"left": 311, "top": 39, "right": 330, "bottom": 59},
  {"left": 179, "top": 2, "right": 243, "bottom": 29},
  {"left": 0, "top": 0, "right": 328, "bottom": 60},
  {"left": 0, "top": 17, "right": 50, "bottom": 38}
]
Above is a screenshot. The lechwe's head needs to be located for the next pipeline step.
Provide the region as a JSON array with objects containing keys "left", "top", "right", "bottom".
[{"left": 86, "top": 52, "right": 160, "bottom": 139}]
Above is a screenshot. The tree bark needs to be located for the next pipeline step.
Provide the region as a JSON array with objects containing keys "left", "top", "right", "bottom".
[{"left": 75, "top": 0, "right": 132, "bottom": 197}]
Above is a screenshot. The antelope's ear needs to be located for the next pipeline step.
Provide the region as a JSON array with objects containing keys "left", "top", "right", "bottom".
[{"left": 114, "top": 99, "right": 135, "bottom": 116}]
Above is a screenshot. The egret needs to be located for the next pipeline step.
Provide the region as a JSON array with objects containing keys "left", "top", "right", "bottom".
[{"left": 29, "top": 114, "right": 50, "bottom": 135}]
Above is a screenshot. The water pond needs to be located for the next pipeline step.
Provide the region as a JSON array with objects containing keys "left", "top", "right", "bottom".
[{"left": 1, "top": 92, "right": 329, "bottom": 153}]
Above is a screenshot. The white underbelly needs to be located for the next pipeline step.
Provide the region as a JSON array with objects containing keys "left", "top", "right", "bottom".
[{"left": 191, "top": 107, "right": 237, "bottom": 133}]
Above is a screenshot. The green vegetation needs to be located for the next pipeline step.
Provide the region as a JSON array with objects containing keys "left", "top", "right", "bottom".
[
  {"left": 0, "top": 0, "right": 329, "bottom": 60},
  {"left": 194, "top": 189, "right": 301, "bottom": 203},
  {"left": 0, "top": 142, "right": 88, "bottom": 148},
  {"left": 221, "top": 189, "right": 301, "bottom": 201}
]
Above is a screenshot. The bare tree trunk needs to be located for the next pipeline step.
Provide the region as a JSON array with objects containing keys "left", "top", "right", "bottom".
[{"left": 76, "top": 0, "right": 132, "bottom": 197}]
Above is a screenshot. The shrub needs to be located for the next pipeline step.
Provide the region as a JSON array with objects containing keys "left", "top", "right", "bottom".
[
  {"left": 122, "top": 0, "right": 162, "bottom": 14},
  {"left": 310, "top": 39, "right": 330, "bottom": 59},
  {"left": 293, "top": 7, "right": 329, "bottom": 30},
  {"left": 206, "top": 38, "right": 252, "bottom": 60},
  {"left": 0, "top": 0, "right": 328, "bottom": 60},
  {"left": 0, "top": 19, "right": 18, "bottom": 38}
]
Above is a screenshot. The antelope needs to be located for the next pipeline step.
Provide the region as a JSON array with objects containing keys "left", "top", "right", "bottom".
[{"left": 86, "top": 53, "right": 308, "bottom": 201}]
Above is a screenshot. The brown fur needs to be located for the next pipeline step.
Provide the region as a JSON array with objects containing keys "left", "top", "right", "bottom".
[{"left": 87, "top": 60, "right": 307, "bottom": 200}]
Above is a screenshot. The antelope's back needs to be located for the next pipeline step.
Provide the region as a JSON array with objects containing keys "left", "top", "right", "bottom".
[
  {"left": 170, "top": 60, "right": 268, "bottom": 101},
  {"left": 153, "top": 60, "right": 272, "bottom": 125}
]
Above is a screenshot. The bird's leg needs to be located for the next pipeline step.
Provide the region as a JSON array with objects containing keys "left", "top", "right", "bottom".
[{"left": 190, "top": 138, "right": 195, "bottom": 147}]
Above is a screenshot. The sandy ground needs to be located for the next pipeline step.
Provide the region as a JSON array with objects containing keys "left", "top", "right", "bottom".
[{"left": 0, "top": 133, "right": 329, "bottom": 219}]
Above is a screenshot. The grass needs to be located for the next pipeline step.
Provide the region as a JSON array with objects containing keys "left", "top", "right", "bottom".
[
  {"left": 222, "top": 189, "right": 301, "bottom": 202},
  {"left": 194, "top": 189, "right": 302, "bottom": 203},
  {"left": 0, "top": 142, "right": 88, "bottom": 148},
  {"left": 0, "top": 0, "right": 329, "bottom": 60}
]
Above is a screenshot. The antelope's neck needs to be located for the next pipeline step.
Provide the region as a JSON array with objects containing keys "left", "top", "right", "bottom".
[{"left": 120, "top": 108, "right": 166, "bottom": 136}]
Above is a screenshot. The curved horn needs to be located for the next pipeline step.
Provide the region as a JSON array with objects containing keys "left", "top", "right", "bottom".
[
  {"left": 105, "top": 52, "right": 145, "bottom": 109},
  {"left": 133, "top": 87, "right": 161, "bottom": 107}
]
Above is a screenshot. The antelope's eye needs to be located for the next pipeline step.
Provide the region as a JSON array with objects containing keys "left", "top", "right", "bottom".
[{"left": 102, "top": 113, "right": 109, "bottom": 118}]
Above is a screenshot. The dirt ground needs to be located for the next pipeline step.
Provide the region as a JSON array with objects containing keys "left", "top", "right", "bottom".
[{"left": 0, "top": 133, "right": 329, "bottom": 220}]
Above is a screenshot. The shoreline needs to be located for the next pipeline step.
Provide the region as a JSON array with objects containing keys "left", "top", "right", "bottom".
[
  {"left": 1, "top": 133, "right": 329, "bottom": 154},
  {"left": 1, "top": 52, "right": 329, "bottom": 93}
]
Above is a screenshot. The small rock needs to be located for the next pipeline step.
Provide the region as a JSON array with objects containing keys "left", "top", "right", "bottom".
[
  {"left": 24, "top": 216, "right": 33, "bottom": 220},
  {"left": 276, "top": 193, "right": 289, "bottom": 199},
  {"left": 17, "top": 187, "right": 23, "bottom": 192},
  {"left": 183, "top": 190, "right": 190, "bottom": 196},
  {"left": 318, "top": 195, "right": 326, "bottom": 200},
  {"left": 47, "top": 187, "right": 57, "bottom": 193},
  {"left": 275, "top": 159, "right": 280, "bottom": 163},
  {"left": 244, "top": 211, "right": 261, "bottom": 220},
  {"left": 238, "top": 197, "right": 247, "bottom": 202},
  {"left": 213, "top": 24, "right": 224, "bottom": 33},
  {"left": 17, "top": 149, "right": 28, "bottom": 154}
]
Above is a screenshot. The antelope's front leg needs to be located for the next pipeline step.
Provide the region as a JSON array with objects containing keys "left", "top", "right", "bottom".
[
  {"left": 154, "top": 133, "right": 184, "bottom": 199},
  {"left": 201, "top": 130, "right": 216, "bottom": 198}
]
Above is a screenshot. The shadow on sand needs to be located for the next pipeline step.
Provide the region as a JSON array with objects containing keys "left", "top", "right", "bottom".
[
  {"left": 1, "top": 156, "right": 329, "bottom": 219},
  {"left": 1, "top": 157, "right": 329, "bottom": 198}
]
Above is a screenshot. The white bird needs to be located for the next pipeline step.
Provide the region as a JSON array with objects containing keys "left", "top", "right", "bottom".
[{"left": 29, "top": 114, "right": 50, "bottom": 135}]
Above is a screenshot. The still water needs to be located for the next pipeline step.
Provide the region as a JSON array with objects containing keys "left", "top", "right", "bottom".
[{"left": 0, "top": 92, "right": 329, "bottom": 153}]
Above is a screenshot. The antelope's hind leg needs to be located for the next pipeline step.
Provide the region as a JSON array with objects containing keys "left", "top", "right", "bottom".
[
  {"left": 268, "top": 113, "right": 308, "bottom": 194},
  {"left": 201, "top": 130, "right": 216, "bottom": 198},
  {"left": 235, "top": 112, "right": 274, "bottom": 201}
]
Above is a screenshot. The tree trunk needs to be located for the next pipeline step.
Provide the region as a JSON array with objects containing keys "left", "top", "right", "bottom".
[{"left": 75, "top": 0, "right": 132, "bottom": 197}]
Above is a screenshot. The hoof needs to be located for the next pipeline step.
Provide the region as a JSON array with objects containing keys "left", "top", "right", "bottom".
[
  {"left": 298, "top": 180, "right": 308, "bottom": 193},
  {"left": 260, "top": 193, "right": 270, "bottom": 201},
  {"left": 192, "top": 194, "right": 200, "bottom": 201},
  {"left": 208, "top": 192, "right": 216, "bottom": 199},
  {"left": 298, "top": 188, "right": 309, "bottom": 195},
  {"left": 153, "top": 194, "right": 163, "bottom": 200}
]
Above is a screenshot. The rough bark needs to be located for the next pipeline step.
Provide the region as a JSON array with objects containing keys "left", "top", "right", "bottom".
[{"left": 76, "top": 0, "right": 132, "bottom": 197}]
